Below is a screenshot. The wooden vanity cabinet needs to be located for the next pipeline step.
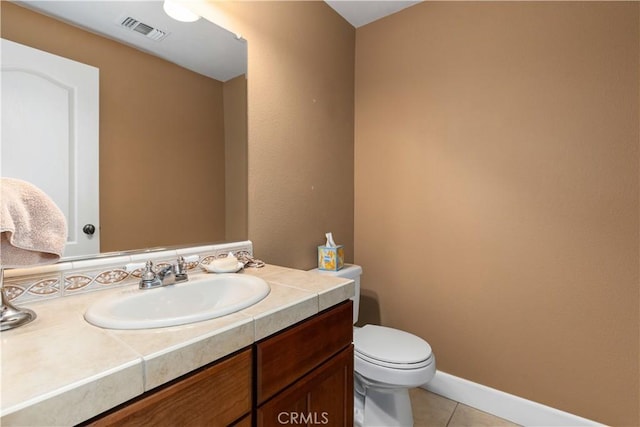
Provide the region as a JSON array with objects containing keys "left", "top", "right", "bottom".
[
  {"left": 81, "top": 348, "right": 252, "bottom": 427},
  {"left": 80, "top": 301, "right": 353, "bottom": 427},
  {"left": 255, "top": 300, "right": 354, "bottom": 427}
]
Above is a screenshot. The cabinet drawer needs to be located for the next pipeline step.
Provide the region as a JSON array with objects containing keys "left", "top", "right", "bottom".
[
  {"left": 84, "top": 348, "right": 252, "bottom": 427},
  {"left": 256, "top": 300, "right": 353, "bottom": 404}
]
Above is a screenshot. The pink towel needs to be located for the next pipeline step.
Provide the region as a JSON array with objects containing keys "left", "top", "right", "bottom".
[{"left": 1, "top": 178, "right": 68, "bottom": 268}]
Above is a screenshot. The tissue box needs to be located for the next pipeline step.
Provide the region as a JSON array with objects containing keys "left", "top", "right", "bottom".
[{"left": 318, "top": 245, "right": 344, "bottom": 271}]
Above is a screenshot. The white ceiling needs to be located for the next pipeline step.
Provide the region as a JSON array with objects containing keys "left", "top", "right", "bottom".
[
  {"left": 325, "top": 0, "right": 422, "bottom": 28},
  {"left": 12, "top": 0, "right": 420, "bottom": 81},
  {"left": 12, "top": 0, "right": 247, "bottom": 82}
]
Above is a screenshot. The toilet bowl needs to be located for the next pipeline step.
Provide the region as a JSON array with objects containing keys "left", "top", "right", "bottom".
[{"left": 310, "top": 265, "right": 436, "bottom": 426}]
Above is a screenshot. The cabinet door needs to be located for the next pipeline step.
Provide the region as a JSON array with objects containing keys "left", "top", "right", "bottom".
[
  {"left": 231, "top": 414, "right": 252, "bottom": 427},
  {"left": 84, "top": 349, "right": 252, "bottom": 427},
  {"left": 257, "top": 345, "right": 354, "bottom": 427}
]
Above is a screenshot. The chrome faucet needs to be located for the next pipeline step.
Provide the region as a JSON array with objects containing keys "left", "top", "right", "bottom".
[{"left": 139, "top": 257, "right": 189, "bottom": 290}]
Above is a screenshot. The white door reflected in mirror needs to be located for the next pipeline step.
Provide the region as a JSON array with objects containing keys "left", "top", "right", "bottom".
[{"left": 1, "top": 38, "right": 100, "bottom": 258}]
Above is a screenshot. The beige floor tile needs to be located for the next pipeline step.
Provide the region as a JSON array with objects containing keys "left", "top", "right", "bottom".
[
  {"left": 410, "top": 388, "right": 457, "bottom": 427},
  {"left": 448, "top": 403, "right": 520, "bottom": 427}
]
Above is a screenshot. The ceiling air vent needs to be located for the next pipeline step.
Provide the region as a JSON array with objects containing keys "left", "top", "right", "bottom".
[{"left": 118, "top": 17, "right": 168, "bottom": 41}]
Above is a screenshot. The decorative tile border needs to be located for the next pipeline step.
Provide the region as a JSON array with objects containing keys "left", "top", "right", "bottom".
[
  {"left": 63, "top": 267, "right": 135, "bottom": 295},
  {"left": 3, "top": 241, "right": 254, "bottom": 303},
  {"left": 3, "top": 274, "right": 62, "bottom": 304}
]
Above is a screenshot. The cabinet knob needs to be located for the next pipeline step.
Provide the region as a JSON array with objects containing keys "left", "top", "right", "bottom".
[{"left": 82, "top": 224, "right": 96, "bottom": 235}]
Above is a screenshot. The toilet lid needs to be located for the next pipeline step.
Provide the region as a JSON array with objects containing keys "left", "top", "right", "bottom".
[{"left": 354, "top": 325, "right": 432, "bottom": 366}]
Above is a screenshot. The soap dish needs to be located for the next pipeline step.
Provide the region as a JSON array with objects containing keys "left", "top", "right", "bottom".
[{"left": 203, "top": 262, "right": 244, "bottom": 274}]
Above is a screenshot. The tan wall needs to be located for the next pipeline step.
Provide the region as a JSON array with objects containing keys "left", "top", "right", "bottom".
[
  {"left": 355, "top": 2, "right": 639, "bottom": 426},
  {"left": 224, "top": 74, "right": 248, "bottom": 242},
  {"left": 197, "top": 1, "right": 356, "bottom": 268},
  {"left": 1, "top": 2, "right": 226, "bottom": 253}
]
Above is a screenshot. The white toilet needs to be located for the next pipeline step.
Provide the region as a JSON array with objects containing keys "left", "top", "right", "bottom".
[{"left": 311, "top": 264, "right": 436, "bottom": 427}]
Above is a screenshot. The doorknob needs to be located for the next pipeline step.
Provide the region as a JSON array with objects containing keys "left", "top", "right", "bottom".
[{"left": 83, "top": 224, "right": 96, "bottom": 235}]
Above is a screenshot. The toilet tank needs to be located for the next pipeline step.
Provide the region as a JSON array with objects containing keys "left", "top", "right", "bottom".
[{"left": 309, "top": 264, "right": 362, "bottom": 324}]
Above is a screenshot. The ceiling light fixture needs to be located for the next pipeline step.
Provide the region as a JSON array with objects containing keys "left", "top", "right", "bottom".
[{"left": 163, "top": 0, "right": 200, "bottom": 23}]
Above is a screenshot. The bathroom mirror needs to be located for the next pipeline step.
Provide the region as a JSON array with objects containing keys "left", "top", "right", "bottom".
[{"left": 1, "top": 0, "right": 248, "bottom": 259}]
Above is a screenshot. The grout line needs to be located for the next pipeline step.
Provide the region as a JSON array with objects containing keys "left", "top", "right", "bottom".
[{"left": 445, "top": 402, "right": 459, "bottom": 427}]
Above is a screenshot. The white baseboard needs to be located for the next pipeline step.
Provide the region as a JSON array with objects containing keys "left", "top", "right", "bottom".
[{"left": 423, "top": 371, "right": 603, "bottom": 427}]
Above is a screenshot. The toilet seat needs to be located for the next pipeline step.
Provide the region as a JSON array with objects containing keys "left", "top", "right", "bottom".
[
  {"left": 354, "top": 325, "right": 432, "bottom": 368},
  {"left": 356, "top": 350, "right": 434, "bottom": 370},
  {"left": 355, "top": 352, "right": 436, "bottom": 389}
]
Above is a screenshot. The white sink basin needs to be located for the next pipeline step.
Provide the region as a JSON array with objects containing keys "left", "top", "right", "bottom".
[{"left": 84, "top": 274, "right": 270, "bottom": 329}]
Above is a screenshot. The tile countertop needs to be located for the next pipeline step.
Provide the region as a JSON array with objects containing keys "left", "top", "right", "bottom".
[{"left": 0, "top": 264, "right": 355, "bottom": 426}]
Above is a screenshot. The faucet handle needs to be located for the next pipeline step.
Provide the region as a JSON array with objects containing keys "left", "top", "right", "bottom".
[
  {"left": 139, "top": 261, "right": 162, "bottom": 289},
  {"left": 176, "top": 256, "right": 186, "bottom": 275},
  {"left": 141, "top": 261, "right": 156, "bottom": 281}
]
